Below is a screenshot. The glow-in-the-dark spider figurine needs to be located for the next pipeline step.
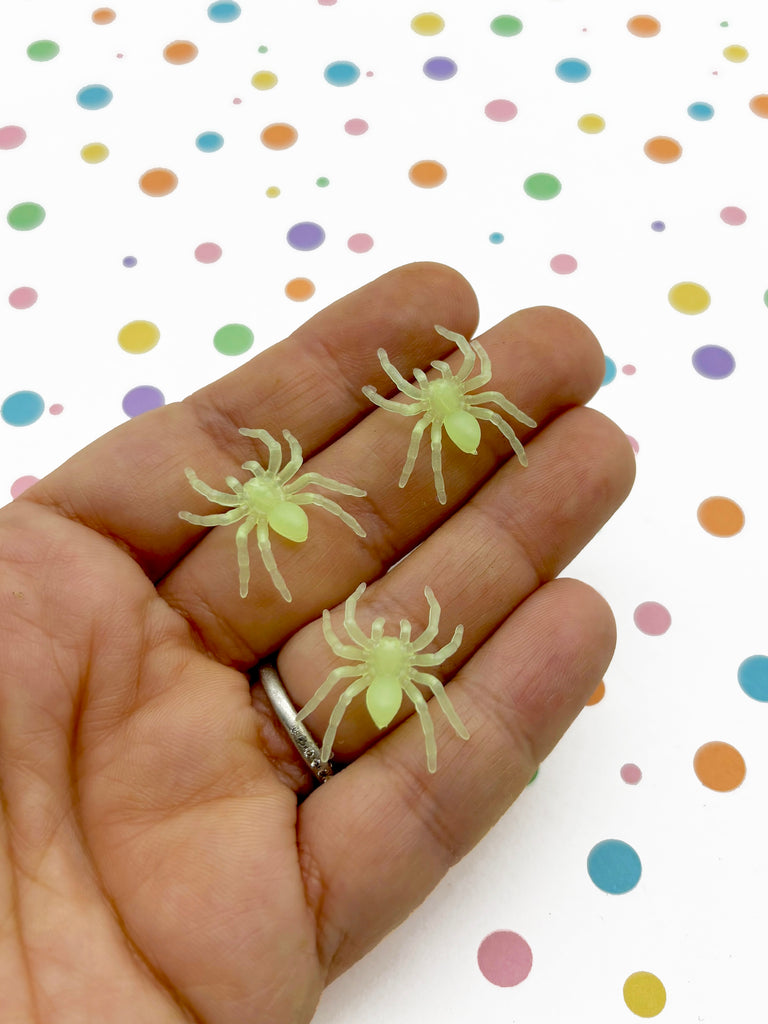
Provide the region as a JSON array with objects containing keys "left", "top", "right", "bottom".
[
  {"left": 363, "top": 324, "right": 536, "bottom": 504},
  {"left": 296, "top": 582, "right": 469, "bottom": 773},
  {"left": 179, "top": 428, "right": 366, "bottom": 602}
]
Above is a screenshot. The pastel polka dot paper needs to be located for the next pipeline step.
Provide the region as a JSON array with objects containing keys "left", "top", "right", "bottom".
[{"left": 4, "top": 3, "right": 768, "bottom": 1022}]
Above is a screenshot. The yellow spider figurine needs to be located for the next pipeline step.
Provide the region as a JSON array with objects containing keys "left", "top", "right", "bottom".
[
  {"left": 296, "top": 582, "right": 469, "bottom": 773},
  {"left": 363, "top": 324, "right": 536, "bottom": 504},
  {"left": 179, "top": 428, "right": 366, "bottom": 601}
]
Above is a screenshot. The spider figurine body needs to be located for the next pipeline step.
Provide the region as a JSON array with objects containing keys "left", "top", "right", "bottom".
[
  {"left": 296, "top": 582, "right": 469, "bottom": 772},
  {"left": 179, "top": 428, "right": 366, "bottom": 601},
  {"left": 362, "top": 324, "right": 536, "bottom": 503}
]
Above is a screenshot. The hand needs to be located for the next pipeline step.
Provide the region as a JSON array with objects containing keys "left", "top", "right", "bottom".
[{"left": 0, "top": 264, "right": 634, "bottom": 1023}]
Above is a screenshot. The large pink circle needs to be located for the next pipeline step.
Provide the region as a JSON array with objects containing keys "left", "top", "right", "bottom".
[
  {"left": 485, "top": 99, "right": 518, "bottom": 122},
  {"left": 344, "top": 118, "right": 369, "bottom": 135},
  {"left": 195, "top": 242, "right": 222, "bottom": 263},
  {"left": 550, "top": 253, "right": 577, "bottom": 274},
  {"left": 720, "top": 205, "right": 746, "bottom": 225},
  {"left": 477, "top": 931, "right": 533, "bottom": 987},
  {"left": 11, "top": 475, "right": 39, "bottom": 499},
  {"left": 9, "top": 286, "right": 38, "bottom": 309},
  {"left": 633, "top": 601, "right": 671, "bottom": 635},
  {"left": 347, "top": 233, "right": 373, "bottom": 253},
  {"left": 0, "top": 125, "right": 26, "bottom": 150}
]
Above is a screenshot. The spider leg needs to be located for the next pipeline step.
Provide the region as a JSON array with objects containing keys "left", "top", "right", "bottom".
[
  {"left": 412, "top": 367, "right": 429, "bottom": 388},
  {"left": 402, "top": 680, "right": 438, "bottom": 773},
  {"left": 295, "top": 664, "right": 363, "bottom": 722},
  {"left": 399, "top": 619, "right": 412, "bottom": 643},
  {"left": 183, "top": 468, "right": 242, "bottom": 506},
  {"left": 412, "top": 670, "right": 469, "bottom": 741},
  {"left": 239, "top": 428, "right": 284, "bottom": 476},
  {"left": 290, "top": 493, "right": 366, "bottom": 537},
  {"left": 430, "top": 359, "right": 453, "bottom": 379},
  {"left": 414, "top": 624, "right": 464, "bottom": 665},
  {"left": 462, "top": 341, "right": 492, "bottom": 389},
  {"left": 434, "top": 324, "right": 475, "bottom": 381},
  {"left": 285, "top": 472, "right": 366, "bottom": 497},
  {"left": 339, "top": 584, "right": 373, "bottom": 648},
  {"left": 430, "top": 420, "right": 447, "bottom": 505},
  {"left": 323, "top": 608, "right": 368, "bottom": 659},
  {"left": 362, "top": 385, "right": 423, "bottom": 416},
  {"left": 467, "top": 391, "right": 537, "bottom": 427},
  {"left": 376, "top": 348, "right": 423, "bottom": 400},
  {"left": 253, "top": 519, "right": 291, "bottom": 602},
  {"left": 399, "top": 413, "right": 430, "bottom": 489},
  {"left": 225, "top": 475, "right": 247, "bottom": 495},
  {"left": 411, "top": 586, "right": 441, "bottom": 650},
  {"left": 179, "top": 507, "right": 246, "bottom": 528},
  {"left": 370, "top": 617, "right": 386, "bottom": 643},
  {"left": 470, "top": 407, "right": 530, "bottom": 466},
  {"left": 319, "top": 677, "right": 371, "bottom": 763},
  {"left": 277, "top": 430, "right": 304, "bottom": 484}
]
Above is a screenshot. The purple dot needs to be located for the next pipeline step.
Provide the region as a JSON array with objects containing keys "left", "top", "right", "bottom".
[
  {"left": 477, "top": 931, "right": 533, "bottom": 987},
  {"left": 195, "top": 242, "right": 223, "bottom": 264},
  {"left": 621, "top": 763, "right": 643, "bottom": 784},
  {"left": 286, "top": 221, "right": 325, "bottom": 251},
  {"left": 720, "top": 206, "right": 746, "bottom": 225},
  {"left": 651, "top": 220, "right": 665, "bottom": 232},
  {"left": 633, "top": 601, "right": 671, "bottom": 636},
  {"left": 122, "top": 256, "right": 137, "bottom": 268},
  {"left": 0, "top": 125, "right": 26, "bottom": 150},
  {"left": 485, "top": 99, "right": 518, "bottom": 122},
  {"left": 692, "top": 345, "right": 735, "bottom": 379},
  {"left": 347, "top": 233, "right": 373, "bottom": 253},
  {"left": 423, "top": 56, "right": 457, "bottom": 80},
  {"left": 9, "top": 286, "right": 38, "bottom": 309},
  {"left": 344, "top": 118, "right": 369, "bottom": 135},
  {"left": 122, "top": 385, "right": 165, "bottom": 418}
]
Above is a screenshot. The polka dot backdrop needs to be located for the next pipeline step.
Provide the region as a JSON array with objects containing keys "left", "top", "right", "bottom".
[{"left": 3, "top": 3, "right": 768, "bottom": 1020}]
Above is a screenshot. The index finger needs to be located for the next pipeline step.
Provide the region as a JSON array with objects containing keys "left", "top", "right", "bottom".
[{"left": 19, "top": 263, "right": 479, "bottom": 581}]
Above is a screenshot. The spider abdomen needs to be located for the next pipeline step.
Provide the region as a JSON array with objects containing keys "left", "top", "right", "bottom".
[{"left": 365, "top": 674, "right": 404, "bottom": 728}]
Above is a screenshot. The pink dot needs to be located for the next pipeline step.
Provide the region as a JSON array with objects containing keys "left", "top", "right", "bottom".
[
  {"left": 621, "top": 763, "right": 643, "bottom": 784},
  {"left": 347, "top": 233, "right": 374, "bottom": 253},
  {"left": 195, "top": 242, "right": 222, "bottom": 264},
  {"left": 318, "top": 0, "right": 336, "bottom": 4},
  {"left": 484, "top": 99, "right": 518, "bottom": 122},
  {"left": 9, "top": 286, "right": 38, "bottom": 309},
  {"left": 344, "top": 118, "right": 369, "bottom": 135},
  {"left": 11, "top": 475, "right": 38, "bottom": 499},
  {"left": 622, "top": 364, "right": 636, "bottom": 375},
  {"left": 720, "top": 205, "right": 746, "bottom": 225},
  {"left": 626, "top": 434, "right": 639, "bottom": 454},
  {"left": 0, "top": 125, "right": 26, "bottom": 150},
  {"left": 633, "top": 601, "right": 671, "bottom": 636},
  {"left": 233, "top": 97, "right": 242, "bottom": 104},
  {"left": 477, "top": 931, "right": 533, "bottom": 987},
  {"left": 49, "top": 403, "right": 63, "bottom": 415},
  {"left": 550, "top": 253, "right": 578, "bottom": 274}
]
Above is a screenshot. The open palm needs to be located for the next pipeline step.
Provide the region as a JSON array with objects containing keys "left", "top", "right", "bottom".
[{"left": 0, "top": 264, "right": 634, "bottom": 1023}]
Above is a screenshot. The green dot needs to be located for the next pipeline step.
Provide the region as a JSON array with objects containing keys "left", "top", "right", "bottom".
[
  {"left": 763, "top": 288, "right": 768, "bottom": 308},
  {"left": 490, "top": 15, "right": 523, "bottom": 36},
  {"left": 258, "top": 44, "right": 268, "bottom": 53},
  {"left": 27, "top": 39, "right": 60, "bottom": 61},
  {"left": 316, "top": 176, "right": 330, "bottom": 187},
  {"left": 720, "top": 21, "right": 729, "bottom": 27},
  {"left": 213, "top": 323, "right": 254, "bottom": 356},
  {"left": 523, "top": 172, "right": 561, "bottom": 200},
  {"left": 7, "top": 202, "right": 46, "bottom": 230}
]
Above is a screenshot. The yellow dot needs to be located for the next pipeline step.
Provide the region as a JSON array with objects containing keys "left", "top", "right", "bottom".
[
  {"left": 723, "top": 44, "right": 748, "bottom": 62},
  {"left": 578, "top": 113, "right": 605, "bottom": 134},
  {"left": 252, "top": 70, "right": 278, "bottom": 90},
  {"left": 668, "top": 281, "right": 710, "bottom": 314},
  {"left": 118, "top": 320, "right": 160, "bottom": 354},
  {"left": 80, "top": 142, "right": 109, "bottom": 163},
  {"left": 623, "top": 972, "right": 667, "bottom": 1017},
  {"left": 411, "top": 12, "right": 445, "bottom": 35},
  {"left": 266, "top": 186, "right": 280, "bottom": 198}
]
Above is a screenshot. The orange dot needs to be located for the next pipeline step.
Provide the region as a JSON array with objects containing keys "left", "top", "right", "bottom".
[
  {"left": 585, "top": 680, "right": 605, "bottom": 706},
  {"left": 694, "top": 741, "right": 746, "bottom": 792},
  {"left": 697, "top": 496, "right": 745, "bottom": 537},
  {"left": 627, "top": 15, "right": 661, "bottom": 37},
  {"left": 260, "top": 123, "right": 298, "bottom": 150},
  {"left": 92, "top": 7, "right": 116, "bottom": 24},
  {"left": 285, "top": 277, "right": 315, "bottom": 301},
  {"left": 408, "top": 160, "right": 447, "bottom": 188},
  {"left": 749, "top": 94, "right": 768, "bottom": 118},
  {"left": 163, "top": 40, "right": 198, "bottom": 65},
  {"left": 139, "top": 168, "right": 178, "bottom": 197},
  {"left": 644, "top": 136, "right": 682, "bottom": 163}
]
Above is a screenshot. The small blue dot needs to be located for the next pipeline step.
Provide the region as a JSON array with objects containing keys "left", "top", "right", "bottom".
[
  {"left": 122, "top": 256, "right": 137, "bottom": 268},
  {"left": 489, "top": 232, "right": 504, "bottom": 244},
  {"left": 738, "top": 655, "right": 768, "bottom": 702},
  {"left": 324, "top": 61, "right": 360, "bottom": 87},
  {"left": 207, "top": 1, "right": 241, "bottom": 22},
  {"left": 602, "top": 356, "right": 617, "bottom": 385},
  {"left": 651, "top": 220, "right": 666, "bottom": 232},
  {"left": 555, "top": 58, "right": 591, "bottom": 83},
  {"left": 1, "top": 390, "right": 45, "bottom": 426},
  {"left": 423, "top": 56, "right": 457, "bottom": 81},
  {"left": 688, "top": 101, "right": 714, "bottom": 121},
  {"left": 76, "top": 84, "right": 113, "bottom": 110},
  {"left": 587, "top": 839, "right": 642, "bottom": 894},
  {"left": 196, "top": 131, "right": 224, "bottom": 153}
]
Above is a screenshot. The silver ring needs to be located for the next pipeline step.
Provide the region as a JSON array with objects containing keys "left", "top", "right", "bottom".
[{"left": 259, "top": 661, "right": 333, "bottom": 783}]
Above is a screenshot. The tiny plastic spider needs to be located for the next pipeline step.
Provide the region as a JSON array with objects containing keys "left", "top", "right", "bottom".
[
  {"left": 296, "top": 582, "right": 469, "bottom": 773},
  {"left": 178, "top": 428, "right": 366, "bottom": 602},
  {"left": 362, "top": 324, "right": 537, "bottom": 504}
]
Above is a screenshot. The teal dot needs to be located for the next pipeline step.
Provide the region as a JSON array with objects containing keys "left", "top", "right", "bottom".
[
  {"left": 555, "top": 58, "right": 591, "bottom": 83},
  {"left": 76, "top": 84, "right": 113, "bottom": 110},
  {"left": 489, "top": 232, "right": 505, "bottom": 244},
  {"left": 490, "top": 15, "right": 523, "bottom": 36},
  {"left": 738, "top": 655, "right": 768, "bottom": 702},
  {"left": 1, "top": 391, "right": 45, "bottom": 426},
  {"left": 688, "top": 101, "right": 714, "bottom": 121},
  {"left": 213, "top": 323, "right": 254, "bottom": 355},
  {"left": 587, "top": 839, "right": 642, "bottom": 894},
  {"left": 207, "top": 1, "right": 241, "bottom": 22},
  {"left": 523, "top": 172, "right": 561, "bottom": 200},
  {"left": 324, "top": 61, "right": 360, "bottom": 86},
  {"left": 196, "top": 131, "right": 224, "bottom": 152},
  {"left": 27, "top": 40, "right": 60, "bottom": 61},
  {"left": 602, "top": 356, "right": 617, "bottom": 385}
]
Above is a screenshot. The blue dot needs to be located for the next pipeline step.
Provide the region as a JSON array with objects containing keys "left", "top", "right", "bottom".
[
  {"left": 602, "top": 356, "right": 617, "bottom": 385},
  {"left": 688, "top": 101, "right": 714, "bottom": 121},
  {"left": 196, "top": 131, "right": 224, "bottom": 152},
  {"left": 555, "top": 58, "right": 591, "bottom": 83},
  {"left": 489, "top": 232, "right": 504, "bottom": 244},
  {"left": 324, "top": 61, "right": 360, "bottom": 87},
  {"left": 738, "top": 655, "right": 768, "bottom": 702},
  {"left": 587, "top": 839, "right": 642, "bottom": 894},
  {"left": 76, "top": 84, "right": 113, "bottom": 110},
  {"left": 423, "top": 56, "right": 457, "bottom": 81},
  {"left": 651, "top": 220, "right": 666, "bottom": 232},
  {"left": 1, "top": 390, "right": 45, "bottom": 426},
  {"left": 207, "top": 1, "right": 241, "bottom": 22},
  {"left": 122, "top": 256, "right": 137, "bottom": 268}
]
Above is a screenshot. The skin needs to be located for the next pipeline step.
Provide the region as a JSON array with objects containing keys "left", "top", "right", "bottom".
[{"left": 0, "top": 263, "right": 635, "bottom": 1024}]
